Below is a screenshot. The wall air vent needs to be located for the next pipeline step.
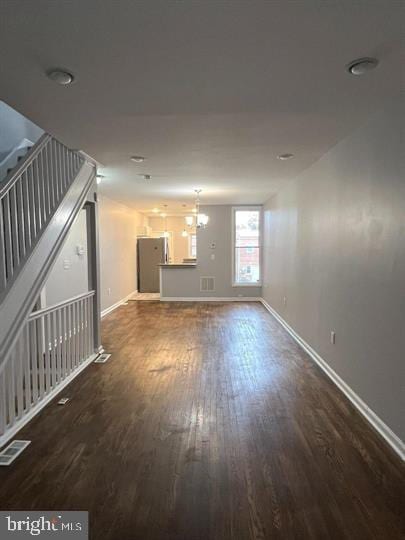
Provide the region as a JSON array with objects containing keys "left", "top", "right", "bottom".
[
  {"left": 0, "top": 440, "right": 31, "bottom": 466},
  {"left": 200, "top": 276, "right": 215, "bottom": 292}
]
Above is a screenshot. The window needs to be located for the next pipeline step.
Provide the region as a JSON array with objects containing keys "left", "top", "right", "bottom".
[
  {"left": 189, "top": 233, "right": 197, "bottom": 258},
  {"left": 232, "top": 207, "right": 261, "bottom": 286}
]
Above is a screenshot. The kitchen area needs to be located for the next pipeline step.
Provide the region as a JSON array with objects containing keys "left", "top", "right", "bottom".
[{"left": 136, "top": 215, "right": 197, "bottom": 295}]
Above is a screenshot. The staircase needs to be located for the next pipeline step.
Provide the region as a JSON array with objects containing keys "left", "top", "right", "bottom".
[
  {"left": 0, "top": 138, "right": 35, "bottom": 183},
  {"left": 0, "top": 133, "right": 100, "bottom": 447}
]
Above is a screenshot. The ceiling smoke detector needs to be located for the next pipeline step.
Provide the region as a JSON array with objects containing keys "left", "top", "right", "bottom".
[
  {"left": 46, "top": 69, "right": 75, "bottom": 85},
  {"left": 131, "top": 156, "right": 145, "bottom": 163},
  {"left": 277, "top": 153, "right": 294, "bottom": 160},
  {"left": 346, "top": 57, "right": 379, "bottom": 76}
]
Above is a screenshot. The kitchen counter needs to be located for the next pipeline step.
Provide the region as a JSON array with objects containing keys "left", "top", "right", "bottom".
[{"left": 159, "top": 263, "right": 197, "bottom": 268}]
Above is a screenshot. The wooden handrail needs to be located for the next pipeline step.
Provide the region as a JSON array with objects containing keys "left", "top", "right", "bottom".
[
  {"left": 0, "top": 290, "right": 96, "bottom": 446},
  {"left": 29, "top": 290, "right": 95, "bottom": 320},
  {"left": 0, "top": 135, "right": 85, "bottom": 296},
  {"left": 0, "top": 133, "right": 51, "bottom": 198}
]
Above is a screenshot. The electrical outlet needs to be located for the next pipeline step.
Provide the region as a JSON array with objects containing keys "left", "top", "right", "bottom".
[{"left": 330, "top": 331, "right": 336, "bottom": 345}]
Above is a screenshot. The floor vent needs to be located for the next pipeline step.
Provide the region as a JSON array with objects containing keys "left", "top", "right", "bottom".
[
  {"left": 94, "top": 353, "right": 111, "bottom": 364},
  {"left": 200, "top": 276, "right": 215, "bottom": 292},
  {"left": 0, "top": 440, "right": 31, "bottom": 466}
]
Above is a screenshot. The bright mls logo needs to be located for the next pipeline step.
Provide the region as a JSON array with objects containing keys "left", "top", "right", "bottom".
[{"left": 0, "top": 512, "right": 88, "bottom": 539}]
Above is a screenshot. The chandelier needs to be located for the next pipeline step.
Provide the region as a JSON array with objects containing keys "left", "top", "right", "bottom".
[{"left": 185, "top": 189, "right": 209, "bottom": 229}]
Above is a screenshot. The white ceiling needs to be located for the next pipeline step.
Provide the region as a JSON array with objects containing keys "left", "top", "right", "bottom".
[{"left": 0, "top": 1, "right": 401, "bottom": 212}]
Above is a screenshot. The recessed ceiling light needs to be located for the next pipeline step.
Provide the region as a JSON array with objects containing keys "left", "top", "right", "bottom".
[
  {"left": 131, "top": 156, "right": 145, "bottom": 163},
  {"left": 138, "top": 174, "right": 151, "bottom": 180},
  {"left": 46, "top": 69, "right": 75, "bottom": 85},
  {"left": 277, "top": 153, "right": 294, "bottom": 160},
  {"left": 346, "top": 57, "right": 379, "bottom": 76},
  {"left": 152, "top": 208, "right": 159, "bottom": 213}
]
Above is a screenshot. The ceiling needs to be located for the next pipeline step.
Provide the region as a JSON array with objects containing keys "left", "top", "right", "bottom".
[{"left": 0, "top": 1, "right": 401, "bottom": 212}]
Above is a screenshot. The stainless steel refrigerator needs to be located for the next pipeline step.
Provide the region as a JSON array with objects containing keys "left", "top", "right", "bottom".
[{"left": 137, "top": 237, "right": 168, "bottom": 293}]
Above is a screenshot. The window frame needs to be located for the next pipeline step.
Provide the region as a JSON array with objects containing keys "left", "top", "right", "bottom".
[
  {"left": 231, "top": 206, "right": 262, "bottom": 287},
  {"left": 188, "top": 233, "right": 197, "bottom": 258}
]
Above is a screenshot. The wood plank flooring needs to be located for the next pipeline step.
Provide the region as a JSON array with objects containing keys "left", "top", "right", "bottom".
[{"left": 0, "top": 301, "right": 404, "bottom": 540}]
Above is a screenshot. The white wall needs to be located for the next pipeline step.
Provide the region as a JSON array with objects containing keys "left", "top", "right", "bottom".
[
  {"left": 149, "top": 216, "right": 195, "bottom": 263},
  {"left": 99, "top": 195, "right": 148, "bottom": 312},
  {"left": 0, "top": 100, "right": 43, "bottom": 161},
  {"left": 42, "top": 194, "right": 148, "bottom": 314},
  {"left": 262, "top": 103, "right": 405, "bottom": 444},
  {"left": 161, "top": 205, "right": 262, "bottom": 298},
  {"left": 43, "top": 209, "right": 89, "bottom": 306}
]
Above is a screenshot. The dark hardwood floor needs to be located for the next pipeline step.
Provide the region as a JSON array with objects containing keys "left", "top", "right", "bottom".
[{"left": 0, "top": 301, "right": 404, "bottom": 540}]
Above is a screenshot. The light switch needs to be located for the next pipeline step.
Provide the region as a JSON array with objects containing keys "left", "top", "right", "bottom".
[
  {"left": 63, "top": 259, "right": 70, "bottom": 270},
  {"left": 210, "top": 253, "right": 215, "bottom": 260},
  {"left": 76, "top": 245, "right": 85, "bottom": 257}
]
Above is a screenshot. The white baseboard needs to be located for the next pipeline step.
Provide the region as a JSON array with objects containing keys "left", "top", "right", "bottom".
[
  {"left": 0, "top": 352, "right": 98, "bottom": 449},
  {"left": 260, "top": 298, "right": 405, "bottom": 461},
  {"left": 101, "top": 290, "right": 138, "bottom": 318},
  {"left": 160, "top": 297, "right": 262, "bottom": 302}
]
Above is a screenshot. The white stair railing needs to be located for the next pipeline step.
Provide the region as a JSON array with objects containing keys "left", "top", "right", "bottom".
[
  {"left": 0, "top": 134, "right": 85, "bottom": 298},
  {"left": 0, "top": 291, "right": 96, "bottom": 446}
]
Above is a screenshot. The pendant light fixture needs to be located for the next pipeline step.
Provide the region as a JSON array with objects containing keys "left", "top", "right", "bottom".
[
  {"left": 195, "top": 189, "right": 209, "bottom": 229},
  {"left": 184, "top": 190, "right": 209, "bottom": 229},
  {"left": 162, "top": 205, "right": 169, "bottom": 238}
]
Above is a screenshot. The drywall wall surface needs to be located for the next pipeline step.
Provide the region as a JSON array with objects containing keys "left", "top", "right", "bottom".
[
  {"left": 0, "top": 100, "right": 43, "bottom": 160},
  {"left": 262, "top": 103, "right": 405, "bottom": 442},
  {"left": 99, "top": 195, "right": 147, "bottom": 311},
  {"left": 43, "top": 209, "right": 89, "bottom": 306},
  {"left": 161, "top": 205, "right": 261, "bottom": 298}
]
